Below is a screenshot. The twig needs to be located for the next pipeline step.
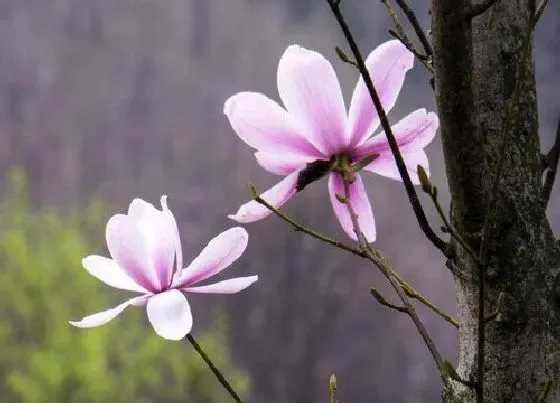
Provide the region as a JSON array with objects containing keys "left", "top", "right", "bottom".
[
  {"left": 250, "top": 184, "right": 459, "bottom": 328},
  {"left": 476, "top": 7, "right": 544, "bottom": 402},
  {"left": 393, "top": 0, "right": 433, "bottom": 56},
  {"left": 464, "top": 0, "right": 500, "bottom": 20},
  {"left": 186, "top": 334, "right": 244, "bottom": 403},
  {"left": 326, "top": 0, "right": 448, "bottom": 255},
  {"left": 542, "top": 117, "right": 560, "bottom": 205},
  {"left": 340, "top": 175, "right": 448, "bottom": 385},
  {"left": 370, "top": 288, "right": 408, "bottom": 313},
  {"left": 380, "top": 0, "right": 433, "bottom": 74},
  {"left": 249, "top": 184, "right": 367, "bottom": 258}
]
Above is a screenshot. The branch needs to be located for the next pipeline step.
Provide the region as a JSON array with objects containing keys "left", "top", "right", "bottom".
[
  {"left": 326, "top": 0, "right": 448, "bottom": 255},
  {"left": 340, "top": 176, "right": 449, "bottom": 385},
  {"left": 380, "top": 0, "right": 433, "bottom": 74},
  {"left": 249, "top": 184, "right": 458, "bottom": 328},
  {"left": 186, "top": 334, "right": 244, "bottom": 403},
  {"left": 463, "top": 0, "right": 500, "bottom": 20},
  {"left": 542, "top": 116, "right": 560, "bottom": 205},
  {"left": 393, "top": 0, "right": 433, "bottom": 57},
  {"left": 370, "top": 288, "right": 408, "bottom": 313}
]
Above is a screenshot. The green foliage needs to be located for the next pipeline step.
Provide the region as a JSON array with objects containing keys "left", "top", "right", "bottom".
[{"left": 0, "top": 168, "right": 251, "bottom": 403}]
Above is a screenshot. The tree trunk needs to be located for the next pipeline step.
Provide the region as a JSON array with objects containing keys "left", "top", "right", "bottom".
[{"left": 432, "top": 0, "right": 560, "bottom": 401}]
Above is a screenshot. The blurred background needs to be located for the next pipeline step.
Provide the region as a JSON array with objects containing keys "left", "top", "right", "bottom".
[{"left": 0, "top": 0, "right": 558, "bottom": 402}]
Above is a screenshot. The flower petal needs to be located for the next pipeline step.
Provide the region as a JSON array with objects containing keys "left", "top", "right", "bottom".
[
  {"left": 347, "top": 40, "right": 414, "bottom": 146},
  {"left": 82, "top": 255, "right": 147, "bottom": 293},
  {"left": 183, "top": 275, "right": 258, "bottom": 294},
  {"left": 277, "top": 45, "right": 347, "bottom": 154},
  {"left": 146, "top": 290, "right": 192, "bottom": 340},
  {"left": 105, "top": 214, "right": 158, "bottom": 292},
  {"left": 228, "top": 171, "right": 298, "bottom": 223},
  {"left": 353, "top": 109, "right": 438, "bottom": 159},
  {"left": 126, "top": 197, "right": 178, "bottom": 290},
  {"left": 224, "top": 92, "right": 321, "bottom": 157},
  {"left": 364, "top": 149, "right": 429, "bottom": 185},
  {"left": 255, "top": 151, "right": 311, "bottom": 175},
  {"left": 328, "top": 173, "right": 376, "bottom": 242},
  {"left": 69, "top": 296, "right": 146, "bottom": 328},
  {"left": 173, "top": 227, "right": 249, "bottom": 288}
]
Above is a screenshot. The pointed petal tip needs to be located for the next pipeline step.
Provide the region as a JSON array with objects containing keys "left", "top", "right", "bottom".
[{"left": 160, "top": 195, "right": 169, "bottom": 210}]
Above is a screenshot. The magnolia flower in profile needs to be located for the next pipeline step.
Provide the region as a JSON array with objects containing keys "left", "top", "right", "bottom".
[
  {"left": 224, "top": 40, "right": 438, "bottom": 241},
  {"left": 70, "top": 196, "right": 257, "bottom": 340}
]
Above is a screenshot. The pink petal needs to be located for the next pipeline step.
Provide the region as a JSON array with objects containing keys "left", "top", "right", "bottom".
[
  {"left": 183, "top": 275, "right": 258, "bottom": 294},
  {"left": 69, "top": 295, "right": 147, "bottom": 328},
  {"left": 105, "top": 214, "right": 158, "bottom": 292},
  {"left": 224, "top": 92, "right": 321, "bottom": 157},
  {"left": 353, "top": 109, "right": 438, "bottom": 159},
  {"left": 347, "top": 40, "right": 414, "bottom": 147},
  {"left": 161, "top": 196, "right": 183, "bottom": 284},
  {"left": 82, "top": 255, "right": 147, "bottom": 293},
  {"left": 255, "top": 151, "right": 311, "bottom": 175},
  {"left": 146, "top": 290, "right": 192, "bottom": 340},
  {"left": 228, "top": 171, "right": 299, "bottom": 223},
  {"left": 277, "top": 45, "right": 347, "bottom": 155},
  {"left": 364, "top": 149, "right": 429, "bottom": 185},
  {"left": 328, "top": 173, "right": 376, "bottom": 242},
  {"left": 126, "top": 197, "right": 178, "bottom": 290},
  {"left": 172, "top": 227, "right": 249, "bottom": 288}
]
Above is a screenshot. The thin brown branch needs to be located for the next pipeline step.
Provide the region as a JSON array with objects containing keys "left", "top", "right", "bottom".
[
  {"left": 370, "top": 288, "right": 408, "bottom": 313},
  {"left": 249, "top": 184, "right": 458, "bottom": 328},
  {"left": 340, "top": 175, "right": 448, "bottom": 385},
  {"left": 463, "top": 0, "right": 500, "bottom": 20},
  {"left": 381, "top": 0, "right": 433, "bottom": 74},
  {"left": 542, "top": 116, "right": 560, "bottom": 205},
  {"left": 186, "top": 334, "right": 244, "bottom": 403},
  {"left": 326, "top": 0, "right": 448, "bottom": 255},
  {"left": 393, "top": 0, "right": 433, "bottom": 56}
]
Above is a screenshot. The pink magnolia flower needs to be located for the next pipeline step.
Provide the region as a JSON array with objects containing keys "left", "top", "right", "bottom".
[
  {"left": 224, "top": 40, "right": 438, "bottom": 241},
  {"left": 70, "top": 196, "right": 258, "bottom": 340}
]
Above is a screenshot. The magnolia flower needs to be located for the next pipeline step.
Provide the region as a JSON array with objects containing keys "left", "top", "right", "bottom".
[
  {"left": 70, "top": 196, "right": 258, "bottom": 340},
  {"left": 224, "top": 40, "right": 438, "bottom": 241}
]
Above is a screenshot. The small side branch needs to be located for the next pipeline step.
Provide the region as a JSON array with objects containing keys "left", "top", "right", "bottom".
[
  {"left": 542, "top": 116, "right": 560, "bottom": 205},
  {"left": 326, "top": 0, "right": 447, "bottom": 256},
  {"left": 463, "top": 0, "right": 500, "bottom": 20},
  {"left": 340, "top": 177, "right": 449, "bottom": 384},
  {"left": 381, "top": 1, "right": 433, "bottom": 73},
  {"left": 393, "top": 0, "right": 433, "bottom": 57},
  {"left": 249, "top": 184, "right": 458, "bottom": 328}
]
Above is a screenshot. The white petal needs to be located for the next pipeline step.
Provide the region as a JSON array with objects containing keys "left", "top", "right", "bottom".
[
  {"left": 224, "top": 92, "right": 321, "bottom": 157},
  {"left": 173, "top": 227, "right": 248, "bottom": 288},
  {"left": 146, "top": 290, "right": 193, "bottom": 341},
  {"left": 105, "top": 214, "right": 158, "bottom": 292},
  {"left": 255, "top": 151, "right": 311, "bottom": 175},
  {"left": 183, "top": 275, "right": 258, "bottom": 294},
  {"left": 228, "top": 171, "right": 299, "bottom": 223},
  {"left": 364, "top": 149, "right": 429, "bottom": 185},
  {"left": 277, "top": 45, "right": 347, "bottom": 154},
  {"left": 82, "top": 255, "right": 147, "bottom": 293},
  {"left": 69, "top": 296, "right": 146, "bottom": 328},
  {"left": 328, "top": 173, "right": 376, "bottom": 242}
]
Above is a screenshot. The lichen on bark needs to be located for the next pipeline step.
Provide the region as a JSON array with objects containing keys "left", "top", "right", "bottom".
[{"left": 432, "top": 0, "right": 560, "bottom": 401}]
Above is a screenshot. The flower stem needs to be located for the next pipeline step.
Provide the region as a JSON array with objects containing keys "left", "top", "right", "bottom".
[{"left": 186, "top": 333, "right": 244, "bottom": 403}]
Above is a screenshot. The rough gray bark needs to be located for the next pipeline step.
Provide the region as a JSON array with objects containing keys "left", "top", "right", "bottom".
[{"left": 432, "top": 0, "right": 560, "bottom": 401}]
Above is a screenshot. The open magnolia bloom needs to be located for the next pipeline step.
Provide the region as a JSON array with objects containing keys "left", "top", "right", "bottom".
[
  {"left": 70, "top": 196, "right": 258, "bottom": 340},
  {"left": 224, "top": 40, "right": 438, "bottom": 242}
]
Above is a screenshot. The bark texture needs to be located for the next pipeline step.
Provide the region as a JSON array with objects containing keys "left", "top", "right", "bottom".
[{"left": 432, "top": 0, "right": 560, "bottom": 401}]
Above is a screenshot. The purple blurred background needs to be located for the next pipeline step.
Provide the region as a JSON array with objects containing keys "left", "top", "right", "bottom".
[{"left": 0, "top": 0, "right": 558, "bottom": 401}]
